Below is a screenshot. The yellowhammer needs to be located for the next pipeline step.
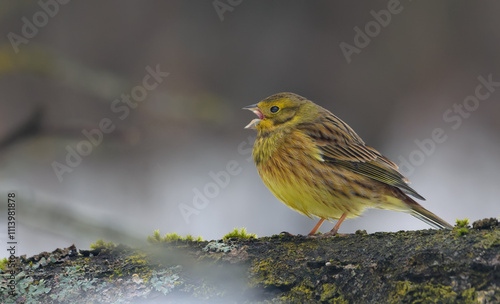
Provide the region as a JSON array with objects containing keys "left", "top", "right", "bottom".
[{"left": 244, "top": 92, "right": 452, "bottom": 236}]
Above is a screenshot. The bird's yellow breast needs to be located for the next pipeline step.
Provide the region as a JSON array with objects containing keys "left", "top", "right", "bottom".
[{"left": 253, "top": 129, "right": 383, "bottom": 220}]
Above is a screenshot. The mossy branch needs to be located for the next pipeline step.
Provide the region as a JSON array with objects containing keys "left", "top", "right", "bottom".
[{"left": 1, "top": 218, "right": 499, "bottom": 303}]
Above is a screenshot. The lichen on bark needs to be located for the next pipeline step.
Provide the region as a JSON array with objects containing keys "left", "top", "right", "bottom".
[{"left": 1, "top": 218, "right": 499, "bottom": 303}]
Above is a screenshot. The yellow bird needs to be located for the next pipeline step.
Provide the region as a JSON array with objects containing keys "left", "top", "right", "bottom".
[{"left": 244, "top": 92, "right": 452, "bottom": 236}]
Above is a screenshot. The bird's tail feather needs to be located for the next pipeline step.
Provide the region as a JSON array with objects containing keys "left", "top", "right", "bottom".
[{"left": 405, "top": 197, "right": 453, "bottom": 229}]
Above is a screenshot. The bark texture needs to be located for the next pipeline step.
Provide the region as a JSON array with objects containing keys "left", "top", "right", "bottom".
[{"left": 1, "top": 218, "right": 499, "bottom": 303}]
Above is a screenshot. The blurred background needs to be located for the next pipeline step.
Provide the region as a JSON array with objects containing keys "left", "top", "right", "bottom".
[{"left": 0, "top": 0, "right": 499, "bottom": 258}]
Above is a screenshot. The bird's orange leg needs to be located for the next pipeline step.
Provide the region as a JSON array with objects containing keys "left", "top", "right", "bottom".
[
  {"left": 308, "top": 218, "right": 325, "bottom": 236},
  {"left": 323, "top": 212, "right": 348, "bottom": 237}
]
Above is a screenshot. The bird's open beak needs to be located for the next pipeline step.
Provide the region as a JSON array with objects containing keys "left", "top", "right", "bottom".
[{"left": 243, "top": 103, "right": 263, "bottom": 129}]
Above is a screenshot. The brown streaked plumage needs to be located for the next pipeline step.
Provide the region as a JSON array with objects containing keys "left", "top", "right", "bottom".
[{"left": 244, "top": 92, "right": 453, "bottom": 236}]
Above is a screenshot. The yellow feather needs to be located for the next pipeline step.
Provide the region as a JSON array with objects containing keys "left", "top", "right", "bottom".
[{"left": 244, "top": 92, "right": 453, "bottom": 233}]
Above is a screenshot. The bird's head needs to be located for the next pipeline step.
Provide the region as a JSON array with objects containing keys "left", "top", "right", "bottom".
[{"left": 243, "top": 92, "right": 317, "bottom": 132}]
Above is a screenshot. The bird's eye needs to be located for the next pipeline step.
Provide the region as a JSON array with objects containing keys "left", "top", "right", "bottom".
[{"left": 270, "top": 106, "right": 280, "bottom": 113}]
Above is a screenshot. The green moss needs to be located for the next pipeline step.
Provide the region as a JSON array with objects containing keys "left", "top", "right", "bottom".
[
  {"left": 0, "top": 258, "right": 7, "bottom": 271},
  {"left": 456, "top": 227, "right": 469, "bottom": 236},
  {"left": 355, "top": 229, "right": 368, "bottom": 235},
  {"left": 454, "top": 219, "right": 470, "bottom": 236},
  {"left": 125, "top": 253, "right": 148, "bottom": 266},
  {"left": 163, "top": 232, "right": 183, "bottom": 242},
  {"left": 320, "top": 283, "right": 348, "bottom": 303},
  {"left": 120, "top": 253, "right": 153, "bottom": 280},
  {"left": 475, "top": 230, "right": 500, "bottom": 249},
  {"left": 250, "top": 257, "right": 297, "bottom": 288},
  {"left": 223, "top": 228, "right": 256, "bottom": 240},
  {"left": 278, "top": 281, "right": 348, "bottom": 303},
  {"left": 147, "top": 229, "right": 162, "bottom": 242},
  {"left": 90, "top": 239, "right": 116, "bottom": 250},
  {"left": 185, "top": 234, "right": 204, "bottom": 242},
  {"left": 389, "top": 281, "right": 476, "bottom": 303},
  {"left": 456, "top": 218, "right": 470, "bottom": 228},
  {"left": 147, "top": 228, "right": 255, "bottom": 243},
  {"left": 147, "top": 230, "right": 204, "bottom": 243},
  {"left": 283, "top": 280, "right": 315, "bottom": 302}
]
